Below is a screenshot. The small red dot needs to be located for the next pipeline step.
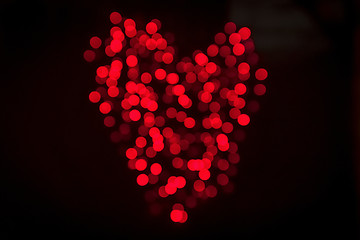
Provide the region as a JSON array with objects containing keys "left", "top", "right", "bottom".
[
  {"left": 150, "top": 163, "right": 162, "bottom": 175},
  {"left": 126, "top": 55, "right": 138, "bottom": 67},
  {"left": 155, "top": 69, "right": 166, "bottom": 80},
  {"left": 137, "top": 174, "right": 149, "bottom": 186},
  {"left": 99, "top": 102, "right": 111, "bottom": 114},
  {"left": 89, "top": 91, "right": 101, "bottom": 103},
  {"left": 255, "top": 68, "right": 268, "bottom": 80},
  {"left": 194, "top": 180, "right": 205, "bottom": 192},
  {"left": 146, "top": 22, "right": 158, "bottom": 34},
  {"left": 135, "top": 159, "right": 147, "bottom": 171},
  {"left": 90, "top": 36, "right": 102, "bottom": 49},
  {"left": 110, "top": 12, "right": 122, "bottom": 25},
  {"left": 237, "top": 114, "right": 250, "bottom": 126},
  {"left": 195, "top": 53, "right": 208, "bottom": 66},
  {"left": 126, "top": 148, "right": 137, "bottom": 159},
  {"left": 129, "top": 109, "right": 141, "bottom": 121}
]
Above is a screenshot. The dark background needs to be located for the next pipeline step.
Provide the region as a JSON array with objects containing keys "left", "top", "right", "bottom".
[{"left": 1, "top": 0, "right": 359, "bottom": 239}]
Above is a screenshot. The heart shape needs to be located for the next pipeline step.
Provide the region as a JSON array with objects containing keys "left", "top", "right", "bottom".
[{"left": 84, "top": 11, "right": 268, "bottom": 223}]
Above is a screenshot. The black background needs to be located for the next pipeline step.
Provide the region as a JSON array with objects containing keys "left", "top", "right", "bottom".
[{"left": 1, "top": 0, "right": 359, "bottom": 239}]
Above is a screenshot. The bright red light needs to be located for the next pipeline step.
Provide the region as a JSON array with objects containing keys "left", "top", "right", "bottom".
[
  {"left": 137, "top": 174, "right": 149, "bottom": 186},
  {"left": 126, "top": 55, "right": 138, "bottom": 67},
  {"left": 239, "top": 27, "right": 251, "bottom": 40},
  {"left": 129, "top": 109, "right": 141, "bottom": 121},
  {"left": 135, "top": 159, "right": 147, "bottom": 171},
  {"left": 90, "top": 36, "right": 102, "bottom": 49},
  {"left": 149, "top": 163, "right": 162, "bottom": 175},
  {"left": 155, "top": 69, "right": 166, "bottom": 80},
  {"left": 99, "top": 102, "right": 111, "bottom": 114},
  {"left": 146, "top": 22, "right": 158, "bottom": 34},
  {"left": 193, "top": 180, "right": 205, "bottom": 192},
  {"left": 89, "top": 91, "right": 101, "bottom": 103},
  {"left": 237, "top": 114, "right": 250, "bottom": 126},
  {"left": 255, "top": 68, "right": 268, "bottom": 80},
  {"left": 195, "top": 53, "right": 208, "bottom": 66}
]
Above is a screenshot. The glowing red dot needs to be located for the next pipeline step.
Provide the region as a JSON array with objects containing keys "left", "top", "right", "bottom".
[
  {"left": 203, "top": 82, "right": 215, "bottom": 92},
  {"left": 89, "top": 91, "right": 101, "bottom": 103},
  {"left": 155, "top": 69, "right": 166, "bottom": 80},
  {"left": 214, "top": 32, "right": 226, "bottom": 45},
  {"left": 199, "top": 169, "right": 210, "bottom": 180},
  {"left": 113, "top": 30, "right": 125, "bottom": 40},
  {"left": 234, "top": 83, "right": 246, "bottom": 95},
  {"left": 99, "top": 102, "right": 111, "bottom": 114},
  {"left": 124, "top": 18, "right": 136, "bottom": 28},
  {"left": 166, "top": 73, "right": 179, "bottom": 84},
  {"left": 107, "top": 86, "right": 119, "bottom": 97},
  {"left": 205, "top": 62, "right": 217, "bottom": 74},
  {"left": 194, "top": 180, "right": 205, "bottom": 192},
  {"left": 126, "top": 55, "right": 138, "bottom": 67},
  {"left": 184, "top": 117, "right": 195, "bottom": 128},
  {"left": 90, "top": 36, "right": 102, "bottom": 49},
  {"left": 172, "top": 85, "right": 185, "bottom": 96},
  {"left": 104, "top": 116, "right": 115, "bottom": 127},
  {"left": 237, "top": 114, "right": 250, "bottom": 126},
  {"left": 170, "top": 209, "right": 184, "bottom": 223},
  {"left": 162, "top": 52, "right": 173, "bottom": 64},
  {"left": 207, "top": 44, "right": 219, "bottom": 57},
  {"left": 110, "top": 39, "right": 123, "bottom": 53},
  {"left": 128, "top": 95, "right": 140, "bottom": 106},
  {"left": 135, "top": 159, "right": 147, "bottom": 171},
  {"left": 195, "top": 53, "right": 208, "bottom": 66},
  {"left": 238, "top": 62, "right": 250, "bottom": 74},
  {"left": 165, "top": 184, "right": 177, "bottom": 195},
  {"left": 126, "top": 148, "right": 137, "bottom": 159},
  {"left": 97, "top": 66, "right": 108, "bottom": 78},
  {"left": 83, "top": 50, "right": 96, "bottom": 62},
  {"left": 156, "top": 38, "right": 167, "bottom": 50},
  {"left": 150, "top": 163, "right": 162, "bottom": 175},
  {"left": 129, "top": 109, "right": 141, "bottom": 121},
  {"left": 255, "top": 68, "right": 268, "bottom": 80},
  {"left": 110, "top": 12, "right": 122, "bottom": 24},
  {"left": 229, "top": 33, "right": 241, "bottom": 45},
  {"left": 135, "top": 137, "right": 147, "bottom": 148},
  {"left": 239, "top": 27, "right": 251, "bottom": 40},
  {"left": 146, "top": 22, "right": 158, "bottom": 34},
  {"left": 141, "top": 72, "right": 152, "bottom": 84},
  {"left": 200, "top": 92, "right": 212, "bottom": 103},
  {"left": 146, "top": 39, "right": 157, "bottom": 50},
  {"left": 137, "top": 174, "right": 149, "bottom": 186},
  {"left": 233, "top": 43, "right": 245, "bottom": 56},
  {"left": 175, "top": 176, "right": 186, "bottom": 188},
  {"left": 254, "top": 84, "right": 266, "bottom": 96}
]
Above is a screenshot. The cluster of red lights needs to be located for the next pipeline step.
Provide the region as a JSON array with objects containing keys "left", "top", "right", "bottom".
[{"left": 85, "top": 12, "right": 268, "bottom": 223}]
